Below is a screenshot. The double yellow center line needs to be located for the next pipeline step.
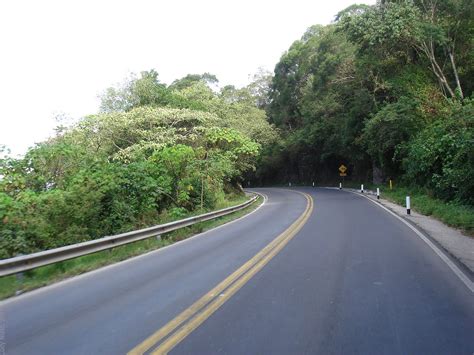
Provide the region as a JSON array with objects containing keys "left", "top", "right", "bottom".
[{"left": 129, "top": 192, "right": 313, "bottom": 355}]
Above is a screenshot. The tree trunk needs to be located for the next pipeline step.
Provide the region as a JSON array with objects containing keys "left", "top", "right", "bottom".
[
  {"left": 417, "top": 41, "right": 456, "bottom": 99},
  {"left": 448, "top": 50, "right": 464, "bottom": 99}
]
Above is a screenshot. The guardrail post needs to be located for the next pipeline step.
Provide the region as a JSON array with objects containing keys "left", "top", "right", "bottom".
[{"left": 15, "top": 253, "right": 24, "bottom": 295}]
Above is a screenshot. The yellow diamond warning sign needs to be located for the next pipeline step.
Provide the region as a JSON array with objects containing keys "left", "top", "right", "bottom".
[{"left": 339, "top": 165, "right": 347, "bottom": 174}]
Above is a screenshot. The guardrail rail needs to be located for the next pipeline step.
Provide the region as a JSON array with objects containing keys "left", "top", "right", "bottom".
[{"left": 0, "top": 194, "right": 259, "bottom": 277}]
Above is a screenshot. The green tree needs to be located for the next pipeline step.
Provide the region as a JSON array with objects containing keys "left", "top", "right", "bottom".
[
  {"left": 169, "top": 73, "right": 219, "bottom": 91},
  {"left": 99, "top": 70, "right": 172, "bottom": 112},
  {"left": 339, "top": 0, "right": 473, "bottom": 100}
]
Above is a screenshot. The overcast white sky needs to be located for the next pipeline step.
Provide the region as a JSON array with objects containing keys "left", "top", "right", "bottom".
[{"left": 0, "top": 0, "right": 375, "bottom": 156}]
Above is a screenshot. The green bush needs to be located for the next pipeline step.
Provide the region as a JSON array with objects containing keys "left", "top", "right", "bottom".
[
  {"left": 0, "top": 101, "right": 266, "bottom": 258},
  {"left": 363, "top": 97, "right": 424, "bottom": 176},
  {"left": 403, "top": 100, "right": 474, "bottom": 204}
]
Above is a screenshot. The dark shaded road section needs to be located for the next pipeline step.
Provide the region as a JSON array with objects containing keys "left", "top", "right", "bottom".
[{"left": 2, "top": 188, "right": 473, "bottom": 354}]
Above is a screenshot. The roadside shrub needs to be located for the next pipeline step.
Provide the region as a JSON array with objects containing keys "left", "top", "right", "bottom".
[
  {"left": 363, "top": 97, "right": 424, "bottom": 177},
  {"left": 403, "top": 100, "right": 474, "bottom": 204}
]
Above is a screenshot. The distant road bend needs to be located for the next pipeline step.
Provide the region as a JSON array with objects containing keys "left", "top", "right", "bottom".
[{"left": 2, "top": 188, "right": 473, "bottom": 354}]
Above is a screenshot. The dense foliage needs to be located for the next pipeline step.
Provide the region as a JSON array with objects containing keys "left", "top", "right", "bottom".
[
  {"left": 0, "top": 72, "right": 276, "bottom": 258},
  {"left": 1, "top": 0, "right": 473, "bottom": 258},
  {"left": 255, "top": 0, "right": 473, "bottom": 206}
]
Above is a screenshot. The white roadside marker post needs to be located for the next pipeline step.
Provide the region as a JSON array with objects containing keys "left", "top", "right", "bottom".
[
  {"left": 377, "top": 188, "right": 380, "bottom": 200},
  {"left": 312, "top": 181, "right": 315, "bottom": 187},
  {"left": 339, "top": 182, "right": 342, "bottom": 190},
  {"left": 361, "top": 184, "right": 364, "bottom": 193},
  {"left": 289, "top": 182, "right": 291, "bottom": 187},
  {"left": 406, "top": 196, "right": 411, "bottom": 215}
]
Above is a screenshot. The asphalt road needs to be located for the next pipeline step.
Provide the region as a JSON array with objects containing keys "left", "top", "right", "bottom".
[{"left": 1, "top": 188, "right": 473, "bottom": 354}]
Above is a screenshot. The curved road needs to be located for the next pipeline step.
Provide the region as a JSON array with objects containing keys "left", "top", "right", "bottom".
[{"left": 1, "top": 188, "right": 473, "bottom": 354}]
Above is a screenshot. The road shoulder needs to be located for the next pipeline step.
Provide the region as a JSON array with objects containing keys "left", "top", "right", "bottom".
[{"left": 345, "top": 187, "right": 474, "bottom": 274}]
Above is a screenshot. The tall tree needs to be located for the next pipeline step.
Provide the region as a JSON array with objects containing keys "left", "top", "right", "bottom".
[
  {"left": 168, "top": 73, "right": 219, "bottom": 91},
  {"left": 340, "top": 0, "right": 473, "bottom": 99}
]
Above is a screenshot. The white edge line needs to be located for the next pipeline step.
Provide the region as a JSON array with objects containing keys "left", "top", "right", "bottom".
[
  {"left": 0, "top": 193, "right": 268, "bottom": 306},
  {"left": 338, "top": 188, "right": 474, "bottom": 294}
]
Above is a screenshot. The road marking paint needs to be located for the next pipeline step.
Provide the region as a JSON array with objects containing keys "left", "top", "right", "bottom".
[
  {"left": 152, "top": 207, "right": 310, "bottom": 354},
  {"left": 151, "top": 192, "right": 313, "bottom": 355},
  {"left": 128, "top": 191, "right": 313, "bottom": 355},
  {"left": 344, "top": 189, "right": 474, "bottom": 294}
]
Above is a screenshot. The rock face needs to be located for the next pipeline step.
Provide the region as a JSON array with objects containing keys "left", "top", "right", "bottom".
[{"left": 372, "top": 163, "right": 384, "bottom": 184}]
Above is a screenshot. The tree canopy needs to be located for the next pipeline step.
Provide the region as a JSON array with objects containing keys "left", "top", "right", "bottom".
[
  {"left": 1, "top": 0, "right": 473, "bottom": 259},
  {"left": 0, "top": 70, "right": 277, "bottom": 258},
  {"left": 256, "top": 0, "right": 473, "bottom": 206}
]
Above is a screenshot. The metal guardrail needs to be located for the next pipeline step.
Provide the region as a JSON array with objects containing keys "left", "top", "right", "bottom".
[{"left": 0, "top": 194, "right": 259, "bottom": 277}]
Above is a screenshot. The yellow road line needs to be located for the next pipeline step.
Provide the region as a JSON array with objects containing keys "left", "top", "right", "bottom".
[
  {"left": 152, "top": 193, "right": 313, "bottom": 354},
  {"left": 128, "top": 192, "right": 313, "bottom": 355}
]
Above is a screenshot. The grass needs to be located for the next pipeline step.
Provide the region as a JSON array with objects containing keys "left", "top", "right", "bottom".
[
  {"left": 380, "top": 187, "right": 474, "bottom": 236},
  {"left": 268, "top": 180, "right": 473, "bottom": 235},
  {"left": 0, "top": 195, "right": 263, "bottom": 301},
  {"left": 334, "top": 181, "right": 474, "bottom": 235}
]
